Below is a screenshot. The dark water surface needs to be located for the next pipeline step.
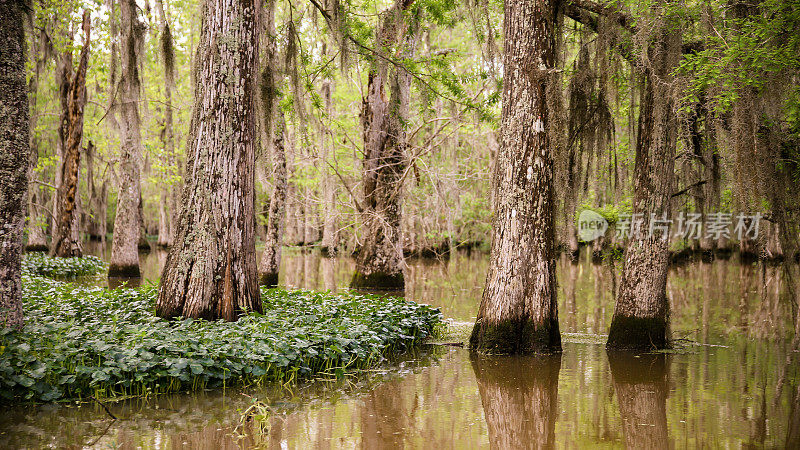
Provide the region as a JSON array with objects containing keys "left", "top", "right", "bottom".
[{"left": 3, "top": 245, "right": 800, "bottom": 448}]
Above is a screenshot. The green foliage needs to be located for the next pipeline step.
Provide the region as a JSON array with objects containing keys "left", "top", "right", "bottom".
[
  {"left": 21, "top": 253, "right": 107, "bottom": 278},
  {"left": 678, "top": 0, "right": 800, "bottom": 112},
  {"left": 0, "top": 276, "right": 442, "bottom": 403}
]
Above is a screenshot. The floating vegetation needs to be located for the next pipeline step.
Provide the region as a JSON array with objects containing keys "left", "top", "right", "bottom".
[
  {"left": 21, "top": 253, "right": 107, "bottom": 278},
  {"left": 0, "top": 276, "right": 441, "bottom": 403}
]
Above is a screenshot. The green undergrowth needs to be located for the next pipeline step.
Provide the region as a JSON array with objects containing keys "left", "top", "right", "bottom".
[
  {"left": 0, "top": 276, "right": 442, "bottom": 403},
  {"left": 21, "top": 252, "right": 107, "bottom": 278}
]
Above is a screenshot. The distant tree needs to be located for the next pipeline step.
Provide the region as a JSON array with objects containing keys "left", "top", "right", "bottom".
[
  {"left": 350, "top": 0, "right": 417, "bottom": 291},
  {"left": 51, "top": 11, "right": 91, "bottom": 258},
  {"left": 0, "top": 0, "right": 30, "bottom": 329},
  {"left": 258, "top": 0, "right": 287, "bottom": 287},
  {"left": 108, "top": 0, "right": 144, "bottom": 277},
  {"left": 469, "top": 0, "right": 561, "bottom": 353},
  {"left": 157, "top": 0, "right": 262, "bottom": 320}
]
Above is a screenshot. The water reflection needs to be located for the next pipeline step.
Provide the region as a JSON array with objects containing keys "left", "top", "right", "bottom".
[
  {"left": 607, "top": 352, "right": 669, "bottom": 449},
  {"left": 7, "top": 245, "right": 798, "bottom": 448},
  {"left": 470, "top": 353, "right": 561, "bottom": 449}
]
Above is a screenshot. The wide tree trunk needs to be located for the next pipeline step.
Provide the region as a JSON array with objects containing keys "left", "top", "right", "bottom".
[
  {"left": 0, "top": 0, "right": 29, "bottom": 329},
  {"left": 469, "top": 0, "right": 561, "bottom": 354},
  {"left": 608, "top": 352, "right": 670, "bottom": 448},
  {"left": 157, "top": 0, "right": 262, "bottom": 320},
  {"left": 51, "top": 12, "right": 91, "bottom": 258},
  {"left": 470, "top": 354, "right": 561, "bottom": 449},
  {"left": 351, "top": 0, "right": 416, "bottom": 291},
  {"left": 109, "top": 0, "right": 144, "bottom": 277},
  {"left": 606, "top": 14, "right": 680, "bottom": 351}
]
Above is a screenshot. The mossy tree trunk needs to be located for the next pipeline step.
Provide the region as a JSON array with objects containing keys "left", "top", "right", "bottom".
[
  {"left": 51, "top": 12, "right": 91, "bottom": 258},
  {"left": 351, "top": 0, "right": 417, "bottom": 291},
  {"left": 469, "top": 0, "right": 561, "bottom": 354},
  {"left": 155, "top": 0, "right": 176, "bottom": 249},
  {"left": 258, "top": 0, "right": 287, "bottom": 287},
  {"left": 0, "top": 0, "right": 30, "bottom": 329},
  {"left": 109, "top": 0, "right": 144, "bottom": 277},
  {"left": 157, "top": 0, "right": 262, "bottom": 320},
  {"left": 606, "top": 10, "right": 680, "bottom": 351},
  {"left": 608, "top": 352, "right": 670, "bottom": 448},
  {"left": 470, "top": 354, "right": 561, "bottom": 448}
]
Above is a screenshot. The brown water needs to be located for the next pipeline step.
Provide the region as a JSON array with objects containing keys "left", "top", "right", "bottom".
[{"left": 2, "top": 245, "right": 799, "bottom": 449}]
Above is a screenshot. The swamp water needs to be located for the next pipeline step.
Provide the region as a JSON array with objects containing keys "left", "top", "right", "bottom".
[{"left": 2, "top": 246, "right": 799, "bottom": 448}]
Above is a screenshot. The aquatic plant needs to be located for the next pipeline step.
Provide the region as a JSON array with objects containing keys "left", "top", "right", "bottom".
[
  {"left": 21, "top": 253, "right": 107, "bottom": 278},
  {"left": 0, "top": 276, "right": 441, "bottom": 402}
]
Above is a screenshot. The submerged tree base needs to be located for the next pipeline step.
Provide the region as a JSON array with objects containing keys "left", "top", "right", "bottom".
[
  {"left": 108, "top": 263, "right": 141, "bottom": 278},
  {"left": 259, "top": 272, "right": 279, "bottom": 287},
  {"left": 350, "top": 270, "right": 404, "bottom": 291},
  {"left": 606, "top": 315, "right": 669, "bottom": 351},
  {"left": 469, "top": 318, "right": 562, "bottom": 354}
]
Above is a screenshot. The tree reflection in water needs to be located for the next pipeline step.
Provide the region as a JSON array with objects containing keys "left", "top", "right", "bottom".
[
  {"left": 470, "top": 353, "right": 561, "bottom": 449},
  {"left": 608, "top": 352, "right": 669, "bottom": 449}
]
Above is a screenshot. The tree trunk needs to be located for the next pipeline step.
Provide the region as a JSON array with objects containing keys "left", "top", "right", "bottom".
[
  {"left": 109, "top": 0, "right": 144, "bottom": 277},
  {"left": 606, "top": 14, "right": 680, "bottom": 351},
  {"left": 470, "top": 354, "right": 561, "bottom": 449},
  {"left": 351, "top": 1, "right": 416, "bottom": 291},
  {"left": 25, "top": 28, "right": 48, "bottom": 252},
  {"left": 608, "top": 352, "right": 670, "bottom": 448},
  {"left": 320, "top": 73, "right": 337, "bottom": 256},
  {"left": 51, "top": 12, "right": 91, "bottom": 258},
  {"left": 257, "top": 0, "right": 286, "bottom": 287},
  {"left": 156, "top": 0, "right": 175, "bottom": 248},
  {"left": 157, "top": 0, "right": 262, "bottom": 320},
  {"left": 259, "top": 118, "right": 287, "bottom": 286},
  {"left": 0, "top": 0, "right": 29, "bottom": 329},
  {"left": 469, "top": 0, "right": 561, "bottom": 354}
]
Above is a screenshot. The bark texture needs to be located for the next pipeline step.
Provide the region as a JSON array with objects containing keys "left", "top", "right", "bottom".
[
  {"left": 258, "top": 0, "right": 286, "bottom": 287},
  {"left": 350, "top": 0, "right": 416, "bottom": 291},
  {"left": 0, "top": 0, "right": 29, "bottom": 329},
  {"left": 470, "top": 353, "right": 561, "bottom": 449},
  {"left": 469, "top": 0, "right": 561, "bottom": 354},
  {"left": 608, "top": 352, "right": 670, "bottom": 449},
  {"left": 51, "top": 12, "right": 91, "bottom": 258},
  {"left": 259, "top": 118, "right": 287, "bottom": 287},
  {"left": 607, "top": 13, "right": 680, "bottom": 351},
  {"left": 156, "top": 0, "right": 262, "bottom": 320},
  {"left": 109, "top": 0, "right": 144, "bottom": 277}
]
